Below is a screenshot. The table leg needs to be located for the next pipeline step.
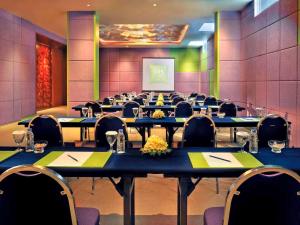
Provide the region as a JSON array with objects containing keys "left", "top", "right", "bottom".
[
  {"left": 177, "top": 177, "right": 189, "bottom": 225},
  {"left": 167, "top": 127, "right": 175, "bottom": 147},
  {"left": 124, "top": 177, "right": 135, "bottom": 225}
]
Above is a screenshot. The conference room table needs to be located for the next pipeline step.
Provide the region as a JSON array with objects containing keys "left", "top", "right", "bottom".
[
  {"left": 72, "top": 104, "right": 246, "bottom": 115},
  {"left": 0, "top": 146, "right": 300, "bottom": 225},
  {"left": 19, "top": 116, "right": 261, "bottom": 146}
]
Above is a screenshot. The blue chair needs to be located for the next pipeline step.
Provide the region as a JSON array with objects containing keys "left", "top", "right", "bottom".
[
  {"left": 94, "top": 115, "right": 128, "bottom": 149},
  {"left": 204, "top": 96, "right": 217, "bottom": 106},
  {"left": 257, "top": 114, "right": 288, "bottom": 148},
  {"left": 0, "top": 165, "right": 100, "bottom": 225},
  {"left": 133, "top": 97, "right": 144, "bottom": 105},
  {"left": 114, "top": 94, "right": 121, "bottom": 100},
  {"left": 171, "top": 94, "right": 179, "bottom": 100},
  {"left": 28, "top": 115, "right": 63, "bottom": 147},
  {"left": 218, "top": 102, "right": 237, "bottom": 117},
  {"left": 123, "top": 101, "right": 140, "bottom": 118},
  {"left": 204, "top": 166, "right": 300, "bottom": 225},
  {"left": 181, "top": 115, "right": 216, "bottom": 148},
  {"left": 196, "top": 94, "right": 206, "bottom": 101},
  {"left": 172, "top": 96, "right": 185, "bottom": 105},
  {"left": 189, "top": 92, "right": 198, "bottom": 98},
  {"left": 85, "top": 101, "right": 102, "bottom": 116},
  {"left": 175, "top": 101, "right": 193, "bottom": 117},
  {"left": 102, "top": 97, "right": 111, "bottom": 105}
]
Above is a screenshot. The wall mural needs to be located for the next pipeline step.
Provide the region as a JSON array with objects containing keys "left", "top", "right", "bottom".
[{"left": 36, "top": 44, "right": 52, "bottom": 109}]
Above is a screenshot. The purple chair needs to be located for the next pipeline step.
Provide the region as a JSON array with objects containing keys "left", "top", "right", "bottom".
[
  {"left": 204, "top": 166, "right": 300, "bottom": 225},
  {"left": 0, "top": 165, "right": 100, "bottom": 225}
]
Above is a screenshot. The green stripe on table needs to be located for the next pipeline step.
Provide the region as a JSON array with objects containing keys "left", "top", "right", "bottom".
[
  {"left": 188, "top": 152, "right": 209, "bottom": 168},
  {"left": 34, "top": 151, "right": 64, "bottom": 166},
  {"left": 0, "top": 151, "right": 19, "bottom": 162},
  {"left": 233, "top": 152, "right": 263, "bottom": 168},
  {"left": 231, "top": 117, "right": 260, "bottom": 122},
  {"left": 102, "top": 105, "right": 112, "bottom": 108},
  {"left": 175, "top": 118, "right": 186, "bottom": 123},
  {"left": 82, "top": 152, "right": 112, "bottom": 168},
  {"left": 70, "top": 118, "right": 85, "bottom": 123}
]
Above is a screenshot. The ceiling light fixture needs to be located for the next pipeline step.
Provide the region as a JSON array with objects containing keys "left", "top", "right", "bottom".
[
  {"left": 153, "top": 3, "right": 157, "bottom": 7},
  {"left": 188, "top": 40, "right": 205, "bottom": 47},
  {"left": 199, "top": 23, "right": 215, "bottom": 32},
  {"left": 86, "top": 3, "right": 91, "bottom": 7}
]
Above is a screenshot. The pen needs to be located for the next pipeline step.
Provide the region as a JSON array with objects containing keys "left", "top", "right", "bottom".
[
  {"left": 209, "top": 155, "right": 231, "bottom": 162},
  {"left": 67, "top": 154, "right": 79, "bottom": 162}
]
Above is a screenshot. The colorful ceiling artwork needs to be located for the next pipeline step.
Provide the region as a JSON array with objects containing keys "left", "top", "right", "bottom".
[{"left": 99, "top": 24, "right": 189, "bottom": 46}]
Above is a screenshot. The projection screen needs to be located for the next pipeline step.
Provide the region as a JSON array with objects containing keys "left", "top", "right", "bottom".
[{"left": 142, "top": 58, "right": 175, "bottom": 91}]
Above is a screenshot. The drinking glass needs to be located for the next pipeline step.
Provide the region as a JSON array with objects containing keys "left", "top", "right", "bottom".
[
  {"left": 132, "top": 107, "right": 139, "bottom": 119},
  {"left": 237, "top": 131, "right": 249, "bottom": 152},
  {"left": 105, "top": 131, "right": 118, "bottom": 153},
  {"left": 81, "top": 107, "right": 88, "bottom": 117},
  {"left": 268, "top": 140, "right": 285, "bottom": 154},
  {"left": 12, "top": 130, "right": 26, "bottom": 152}
]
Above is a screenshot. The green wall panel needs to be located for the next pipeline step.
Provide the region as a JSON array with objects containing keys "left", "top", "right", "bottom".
[{"left": 169, "top": 48, "right": 200, "bottom": 73}]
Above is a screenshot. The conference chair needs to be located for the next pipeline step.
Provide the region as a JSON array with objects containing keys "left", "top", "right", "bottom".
[
  {"left": 102, "top": 97, "right": 111, "bottom": 105},
  {"left": 133, "top": 97, "right": 144, "bottom": 105},
  {"left": 28, "top": 115, "right": 63, "bottom": 147},
  {"left": 204, "top": 96, "right": 218, "bottom": 106},
  {"left": 189, "top": 92, "right": 198, "bottom": 98},
  {"left": 123, "top": 101, "right": 140, "bottom": 118},
  {"left": 174, "top": 101, "right": 193, "bottom": 118},
  {"left": 257, "top": 114, "right": 289, "bottom": 148},
  {"left": 218, "top": 102, "right": 238, "bottom": 141},
  {"left": 172, "top": 96, "right": 185, "bottom": 105},
  {"left": 196, "top": 94, "right": 206, "bottom": 101},
  {"left": 203, "top": 166, "right": 300, "bottom": 225},
  {"left": 85, "top": 101, "right": 103, "bottom": 116},
  {"left": 0, "top": 165, "right": 100, "bottom": 225}
]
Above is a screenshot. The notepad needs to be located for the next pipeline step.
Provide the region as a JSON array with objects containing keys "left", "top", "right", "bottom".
[
  {"left": 0, "top": 151, "right": 19, "bottom": 162},
  {"left": 102, "top": 105, "right": 112, "bottom": 108},
  {"left": 231, "top": 117, "right": 260, "bottom": 122},
  {"left": 171, "top": 105, "right": 176, "bottom": 108},
  {"left": 35, "top": 151, "right": 112, "bottom": 168},
  {"left": 175, "top": 118, "right": 187, "bottom": 123},
  {"left": 188, "top": 152, "right": 263, "bottom": 169},
  {"left": 58, "top": 118, "right": 74, "bottom": 123}
]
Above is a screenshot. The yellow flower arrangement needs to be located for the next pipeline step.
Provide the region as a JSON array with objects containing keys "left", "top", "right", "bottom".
[
  {"left": 141, "top": 135, "right": 170, "bottom": 156},
  {"left": 156, "top": 100, "right": 164, "bottom": 106},
  {"left": 157, "top": 93, "right": 164, "bottom": 101},
  {"left": 152, "top": 110, "right": 165, "bottom": 119}
]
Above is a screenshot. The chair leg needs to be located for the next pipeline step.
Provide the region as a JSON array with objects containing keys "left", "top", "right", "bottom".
[
  {"left": 216, "top": 178, "right": 219, "bottom": 194},
  {"left": 92, "top": 177, "right": 96, "bottom": 193}
]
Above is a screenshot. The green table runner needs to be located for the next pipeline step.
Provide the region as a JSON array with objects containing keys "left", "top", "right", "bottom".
[
  {"left": 0, "top": 151, "right": 19, "bottom": 162},
  {"left": 35, "top": 151, "right": 112, "bottom": 168},
  {"left": 188, "top": 152, "right": 263, "bottom": 169},
  {"left": 175, "top": 118, "right": 187, "bottom": 123}
]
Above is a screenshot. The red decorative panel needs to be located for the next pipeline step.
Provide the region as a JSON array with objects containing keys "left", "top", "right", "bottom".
[{"left": 36, "top": 44, "right": 52, "bottom": 109}]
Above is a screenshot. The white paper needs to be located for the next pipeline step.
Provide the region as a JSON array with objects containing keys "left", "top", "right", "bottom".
[
  {"left": 240, "top": 118, "right": 259, "bottom": 121},
  {"left": 48, "top": 152, "right": 93, "bottom": 167},
  {"left": 58, "top": 118, "right": 74, "bottom": 123},
  {"left": 202, "top": 152, "right": 243, "bottom": 168}
]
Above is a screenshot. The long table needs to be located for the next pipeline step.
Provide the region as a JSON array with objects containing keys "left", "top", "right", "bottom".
[
  {"left": 0, "top": 146, "right": 300, "bottom": 225},
  {"left": 19, "top": 117, "right": 260, "bottom": 145}
]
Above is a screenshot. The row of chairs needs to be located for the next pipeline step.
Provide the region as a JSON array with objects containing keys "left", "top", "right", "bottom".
[
  {"left": 85, "top": 100, "right": 236, "bottom": 118},
  {"left": 28, "top": 113, "right": 288, "bottom": 149}
]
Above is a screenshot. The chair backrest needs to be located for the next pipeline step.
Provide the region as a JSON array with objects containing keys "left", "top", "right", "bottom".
[
  {"left": 204, "top": 96, "right": 217, "bottom": 106},
  {"left": 94, "top": 115, "right": 128, "bottom": 148},
  {"left": 114, "top": 94, "right": 121, "bottom": 100},
  {"left": 257, "top": 114, "right": 288, "bottom": 148},
  {"left": 123, "top": 101, "right": 140, "bottom": 118},
  {"left": 138, "top": 94, "right": 148, "bottom": 99},
  {"left": 0, "top": 165, "right": 77, "bottom": 225},
  {"left": 171, "top": 94, "right": 179, "bottom": 100},
  {"left": 133, "top": 97, "right": 144, "bottom": 105},
  {"left": 196, "top": 94, "right": 206, "bottom": 101},
  {"left": 182, "top": 115, "right": 216, "bottom": 147},
  {"left": 189, "top": 92, "right": 198, "bottom": 98},
  {"left": 103, "top": 97, "right": 111, "bottom": 105},
  {"left": 172, "top": 96, "right": 185, "bottom": 105},
  {"left": 28, "top": 115, "right": 63, "bottom": 147},
  {"left": 219, "top": 102, "right": 237, "bottom": 117},
  {"left": 85, "top": 101, "right": 102, "bottom": 116},
  {"left": 175, "top": 101, "right": 193, "bottom": 117},
  {"left": 122, "top": 92, "right": 128, "bottom": 97},
  {"left": 223, "top": 166, "right": 300, "bottom": 225}
]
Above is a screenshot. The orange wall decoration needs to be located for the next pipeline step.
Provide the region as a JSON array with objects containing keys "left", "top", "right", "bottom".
[{"left": 36, "top": 44, "right": 52, "bottom": 109}]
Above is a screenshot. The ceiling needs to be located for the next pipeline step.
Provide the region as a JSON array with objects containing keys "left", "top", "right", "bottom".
[{"left": 0, "top": 0, "right": 251, "bottom": 47}]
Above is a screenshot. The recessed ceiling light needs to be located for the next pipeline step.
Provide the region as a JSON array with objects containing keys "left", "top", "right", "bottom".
[
  {"left": 86, "top": 3, "right": 91, "bottom": 7},
  {"left": 188, "top": 40, "right": 205, "bottom": 47},
  {"left": 153, "top": 3, "right": 157, "bottom": 7},
  {"left": 199, "top": 23, "right": 215, "bottom": 32}
]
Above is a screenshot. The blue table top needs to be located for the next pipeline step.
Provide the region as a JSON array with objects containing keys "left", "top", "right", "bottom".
[
  {"left": 0, "top": 147, "right": 299, "bottom": 178},
  {"left": 18, "top": 116, "right": 260, "bottom": 128}
]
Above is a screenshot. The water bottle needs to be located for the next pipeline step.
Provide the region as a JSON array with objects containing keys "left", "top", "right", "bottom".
[
  {"left": 249, "top": 128, "right": 258, "bottom": 154},
  {"left": 207, "top": 107, "right": 212, "bottom": 117},
  {"left": 25, "top": 128, "right": 34, "bottom": 152},
  {"left": 87, "top": 107, "right": 93, "bottom": 118},
  {"left": 117, "top": 129, "right": 125, "bottom": 154}
]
